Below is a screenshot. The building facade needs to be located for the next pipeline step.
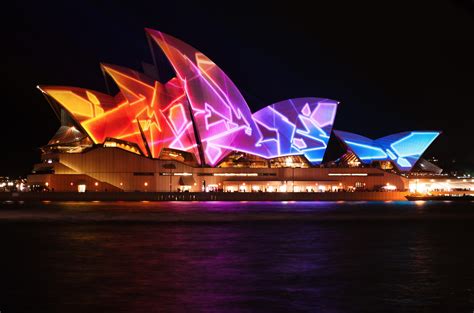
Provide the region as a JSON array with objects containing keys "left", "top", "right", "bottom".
[{"left": 29, "top": 147, "right": 409, "bottom": 192}]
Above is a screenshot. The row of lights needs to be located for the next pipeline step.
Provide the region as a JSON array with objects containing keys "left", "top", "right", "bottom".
[
  {"left": 421, "top": 179, "right": 474, "bottom": 183},
  {"left": 46, "top": 181, "right": 152, "bottom": 187}
]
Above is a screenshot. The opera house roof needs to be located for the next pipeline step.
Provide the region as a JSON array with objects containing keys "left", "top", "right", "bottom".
[
  {"left": 333, "top": 130, "right": 440, "bottom": 171},
  {"left": 38, "top": 28, "right": 439, "bottom": 171}
]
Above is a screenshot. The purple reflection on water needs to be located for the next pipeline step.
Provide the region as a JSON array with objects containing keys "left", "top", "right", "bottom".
[{"left": 1, "top": 201, "right": 474, "bottom": 312}]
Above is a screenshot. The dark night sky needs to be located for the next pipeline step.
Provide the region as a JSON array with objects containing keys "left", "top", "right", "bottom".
[{"left": 1, "top": 0, "right": 473, "bottom": 176}]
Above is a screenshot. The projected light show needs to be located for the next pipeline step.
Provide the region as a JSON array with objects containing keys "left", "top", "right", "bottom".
[
  {"left": 37, "top": 28, "right": 442, "bottom": 172},
  {"left": 39, "top": 28, "right": 339, "bottom": 166},
  {"left": 333, "top": 130, "right": 440, "bottom": 171},
  {"left": 39, "top": 64, "right": 200, "bottom": 162},
  {"left": 252, "top": 98, "right": 337, "bottom": 164}
]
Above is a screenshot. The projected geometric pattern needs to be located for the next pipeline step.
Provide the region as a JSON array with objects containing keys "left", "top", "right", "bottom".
[
  {"left": 146, "top": 29, "right": 270, "bottom": 165},
  {"left": 253, "top": 98, "right": 338, "bottom": 164},
  {"left": 38, "top": 28, "right": 439, "bottom": 170},
  {"left": 39, "top": 64, "right": 200, "bottom": 163},
  {"left": 39, "top": 28, "right": 339, "bottom": 167},
  {"left": 145, "top": 29, "right": 340, "bottom": 166},
  {"left": 333, "top": 130, "right": 440, "bottom": 171}
]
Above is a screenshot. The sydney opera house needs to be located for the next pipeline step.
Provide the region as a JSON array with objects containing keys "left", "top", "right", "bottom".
[{"left": 28, "top": 28, "right": 441, "bottom": 193}]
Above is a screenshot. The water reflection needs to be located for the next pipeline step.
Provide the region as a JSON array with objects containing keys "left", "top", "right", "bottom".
[{"left": 0, "top": 201, "right": 474, "bottom": 312}]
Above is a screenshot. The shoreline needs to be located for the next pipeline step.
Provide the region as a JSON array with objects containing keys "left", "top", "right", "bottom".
[{"left": 0, "top": 191, "right": 409, "bottom": 202}]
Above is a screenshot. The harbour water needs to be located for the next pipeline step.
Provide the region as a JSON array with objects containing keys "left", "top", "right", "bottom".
[{"left": 1, "top": 200, "right": 473, "bottom": 312}]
